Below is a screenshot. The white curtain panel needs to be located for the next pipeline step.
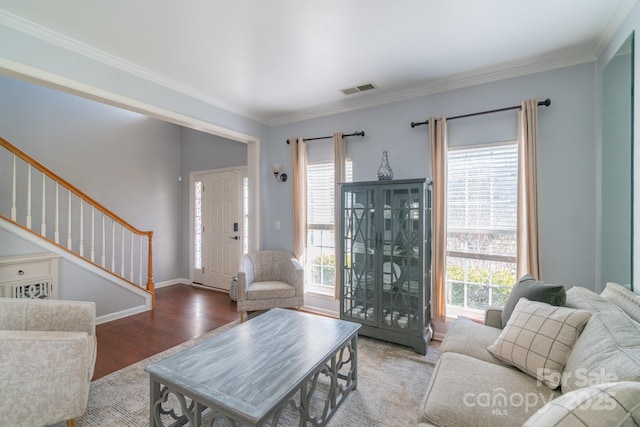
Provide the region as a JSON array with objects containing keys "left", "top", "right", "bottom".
[
  {"left": 429, "top": 117, "right": 448, "bottom": 322},
  {"left": 290, "top": 138, "right": 307, "bottom": 260},
  {"left": 517, "top": 99, "right": 541, "bottom": 280},
  {"left": 333, "top": 133, "right": 346, "bottom": 299}
]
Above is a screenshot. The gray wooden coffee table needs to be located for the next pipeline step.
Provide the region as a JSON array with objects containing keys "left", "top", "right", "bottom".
[{"left": 145, "top": 308, "right": 360, "bottom": 426}]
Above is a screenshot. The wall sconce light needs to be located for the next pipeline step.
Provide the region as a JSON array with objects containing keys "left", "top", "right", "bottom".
[{"left": 272, "top": 164, "right": 288, "bottom": 182}]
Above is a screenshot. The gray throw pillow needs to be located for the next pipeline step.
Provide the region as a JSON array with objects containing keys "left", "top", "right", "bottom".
[{"left": 501, "top": 275, "right": 566, "bottom": 328}]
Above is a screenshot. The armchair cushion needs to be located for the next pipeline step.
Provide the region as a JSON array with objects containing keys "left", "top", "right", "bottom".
[
  {"left": 246, "top": 281, "right": 296, "bottom": 300},
  {"left": 441, "top": 317, "right": 506, "bottom": 366}
]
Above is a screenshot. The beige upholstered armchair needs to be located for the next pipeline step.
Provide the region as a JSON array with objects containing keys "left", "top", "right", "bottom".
[
  {"left": 0, "top": 298, "right": 97, "bottom": 427},
  {"left": 237, "top": 250, "right": 304, "bottom": 322}
]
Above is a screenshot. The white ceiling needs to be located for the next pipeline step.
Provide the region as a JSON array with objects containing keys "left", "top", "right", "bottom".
[{"left": 0, "top": 0, "right": 635, "bottom": 125}]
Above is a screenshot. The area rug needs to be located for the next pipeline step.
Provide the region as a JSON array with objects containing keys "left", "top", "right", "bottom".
[{"left": 53, "top": 321, "right": 440, "bottom": 427}]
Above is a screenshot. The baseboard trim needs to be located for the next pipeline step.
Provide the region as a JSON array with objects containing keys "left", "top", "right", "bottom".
[
  {"left": 96, "top": 304, "right": 151, "bottom": 325},
  {"left": 432, "top": 331, "right": 445, "bottom": 342},
  {"left": 155, "top": 278, "right": 189, "bottom": 289},
  {"left": 301, "top": 305, "right": 338, "bottom": 318}
]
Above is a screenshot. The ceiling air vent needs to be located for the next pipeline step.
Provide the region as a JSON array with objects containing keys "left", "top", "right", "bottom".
[{"left": 341, "top": 82, "right": 377, "bottom": 96}]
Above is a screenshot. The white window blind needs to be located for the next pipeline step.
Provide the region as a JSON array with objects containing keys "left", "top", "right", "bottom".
[
  {"left": 447, "top": 144, "right": 518, "bottom": 258},
  {"left": 307, "top": 160, "right": 353, "bottom": 226},
  {"left": 305, "top": 159, "right": 353, "bottom": 289}
]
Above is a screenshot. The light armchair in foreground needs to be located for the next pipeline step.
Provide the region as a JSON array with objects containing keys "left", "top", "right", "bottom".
[
  {"left": 0, "top": 298, "right": 97, "bottom": 427},
  {"left": 236, "top": 250, "right": 304, "bottom": 322}
]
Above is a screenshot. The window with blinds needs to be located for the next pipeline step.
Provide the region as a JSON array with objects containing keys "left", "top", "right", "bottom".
[
  {"left": 306, "top": 160, "right": 353, "bottom": 290},
  {"left": 446, "top": 143, "right": 518, "bottom": 312}
]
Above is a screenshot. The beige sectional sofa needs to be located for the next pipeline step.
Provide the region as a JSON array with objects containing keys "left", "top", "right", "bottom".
[{"left": 419, "top": 282, "right": 640, "bottom": 427}]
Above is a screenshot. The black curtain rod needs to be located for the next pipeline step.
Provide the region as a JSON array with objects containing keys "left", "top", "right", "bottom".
[
  {"left": 410, "top": 98, "right": 551, "bottom": 128},
  {"left": 285, "top": 130, "right": 365, "bottom": 144}
]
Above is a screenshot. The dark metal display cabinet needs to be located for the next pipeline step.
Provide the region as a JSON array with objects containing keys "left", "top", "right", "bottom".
[{"left": 339, "top": 178, "right": 432, "bottom": 354}]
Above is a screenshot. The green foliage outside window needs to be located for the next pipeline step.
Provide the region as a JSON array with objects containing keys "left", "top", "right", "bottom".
[
  {"left": 447, "top": 264, "right": 516, "bottom": 310},
  {"left": 311, "top": 254, "right": 336, "bottom": 287}
]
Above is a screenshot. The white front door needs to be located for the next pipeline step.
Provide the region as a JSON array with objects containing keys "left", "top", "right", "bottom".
[{"left": 193, "top": 169, "right": 242, "bottom": 290}]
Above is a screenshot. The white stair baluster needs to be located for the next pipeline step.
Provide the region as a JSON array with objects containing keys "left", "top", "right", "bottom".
[
  {"left": 54, "top": 183, "right": 59, "bottom": 244},
  {"left": 139, "top": 236, "right": 143, "bottom": 286},
  {"left": 41, "top": 174, "right": 46, "bottom": 236},
  {"left": 111, "top": 222, "right": 115, "bottom": 272},
  {"left": 91, "top": 207, "right": 95, "bottom": 262},
  {"left": 10, "top": 154, "right": 16, "bottom": 221},
  {"left": 26, "top": 165, "right": 32, "bottom": 229},
  {"left": 130, "top": 231, "right": 134, "bottom": 281},
  {"left": 67, "top": 191, "right": 72, "bottom": 249},
  {"left": 121, "top": 228, "right": 125, "bottom": 276},
  {"left": 101, "top": 216, "right": 106, "bottom": 267},
  {"left": 79, "top": 199, "right": 84, "bottom": 256}
]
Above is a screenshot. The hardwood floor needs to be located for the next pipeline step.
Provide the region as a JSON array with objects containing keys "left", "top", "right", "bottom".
[{"left": 93, "top": 283, "right": 239, "bottom": 380}]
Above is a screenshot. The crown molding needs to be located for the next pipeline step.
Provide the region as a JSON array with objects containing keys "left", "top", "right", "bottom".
[
  {"left": 589, "top": 0, "right": 637, "bottom": 59},
  {"left": 267, "top": 0, "right": 635, "bottom": 126},
  {"left": 0, "top": 57, "right": 261, "bottom": 146},
  {"left": 0, "top": 9, "right": 269, "bottom": 125},
  {"left": 266, "top": 50, "right": 597, "bottom": 126},
  {"left": 1, "top": 2, "right": 634, "bottom": 128}
]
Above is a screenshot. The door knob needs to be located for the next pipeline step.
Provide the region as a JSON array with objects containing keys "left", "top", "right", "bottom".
[{"left": 229, "top": 236, "right": 239, "bottom": 240}]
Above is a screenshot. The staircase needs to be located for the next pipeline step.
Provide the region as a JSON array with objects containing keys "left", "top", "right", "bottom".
[{"left": 0, "top": 136, "right": 155, "bottom": 306}]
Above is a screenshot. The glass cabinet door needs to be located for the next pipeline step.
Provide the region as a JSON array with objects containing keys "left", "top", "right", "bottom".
[
  {"left": 340, "top": 178, "right": 432, "bottom": 354},
  {"left": 341, "top": 187, "right": 377, "bottom": 325},
  {"left": 380, "top": 185, "right": 424, "bottom": 332}
]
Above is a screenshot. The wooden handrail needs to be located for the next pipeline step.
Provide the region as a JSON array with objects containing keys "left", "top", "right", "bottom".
[
  {"left": 0, "top": 137, "right": 151, "bottom": 237},
  {"left": 0, "top": 136, "right": 155, "bottom": 302}
]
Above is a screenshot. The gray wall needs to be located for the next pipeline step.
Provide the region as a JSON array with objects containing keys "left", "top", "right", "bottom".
[
  {"left": 0, "top": 23, "right": 266, "bottom": 140},
  {"left": 4, "top": 3, "right": 639, "bottom": 302},
  {"left": 0, "top": 75, "right": 183, "bottom": 282},
  {"left": 0, "top": 75, "right": 250, "bottom": 285},
  {"left": 601, "top": 49, "right": 633, "bottom": 286},
  {"left": 265, "top": 63, "right": 598, "bottom": 291},
  {"left": 596, "top": 2, "right": 640, "bottom": 291},
  {"left": 179, "top": 127, "right": 248, "bottom": 277}
]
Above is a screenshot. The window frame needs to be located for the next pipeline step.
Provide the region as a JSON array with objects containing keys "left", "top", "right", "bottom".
[
  {"left": 304, "top": 158, "right": 353, "bottom": 295},
  {"left": 445, "top": 141, "right": 518, "bottom": 319}
]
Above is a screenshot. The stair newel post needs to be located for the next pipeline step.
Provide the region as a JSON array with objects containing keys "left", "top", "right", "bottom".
[{"left": 146, "top": 231, "right": 155, "bottom": 308}]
